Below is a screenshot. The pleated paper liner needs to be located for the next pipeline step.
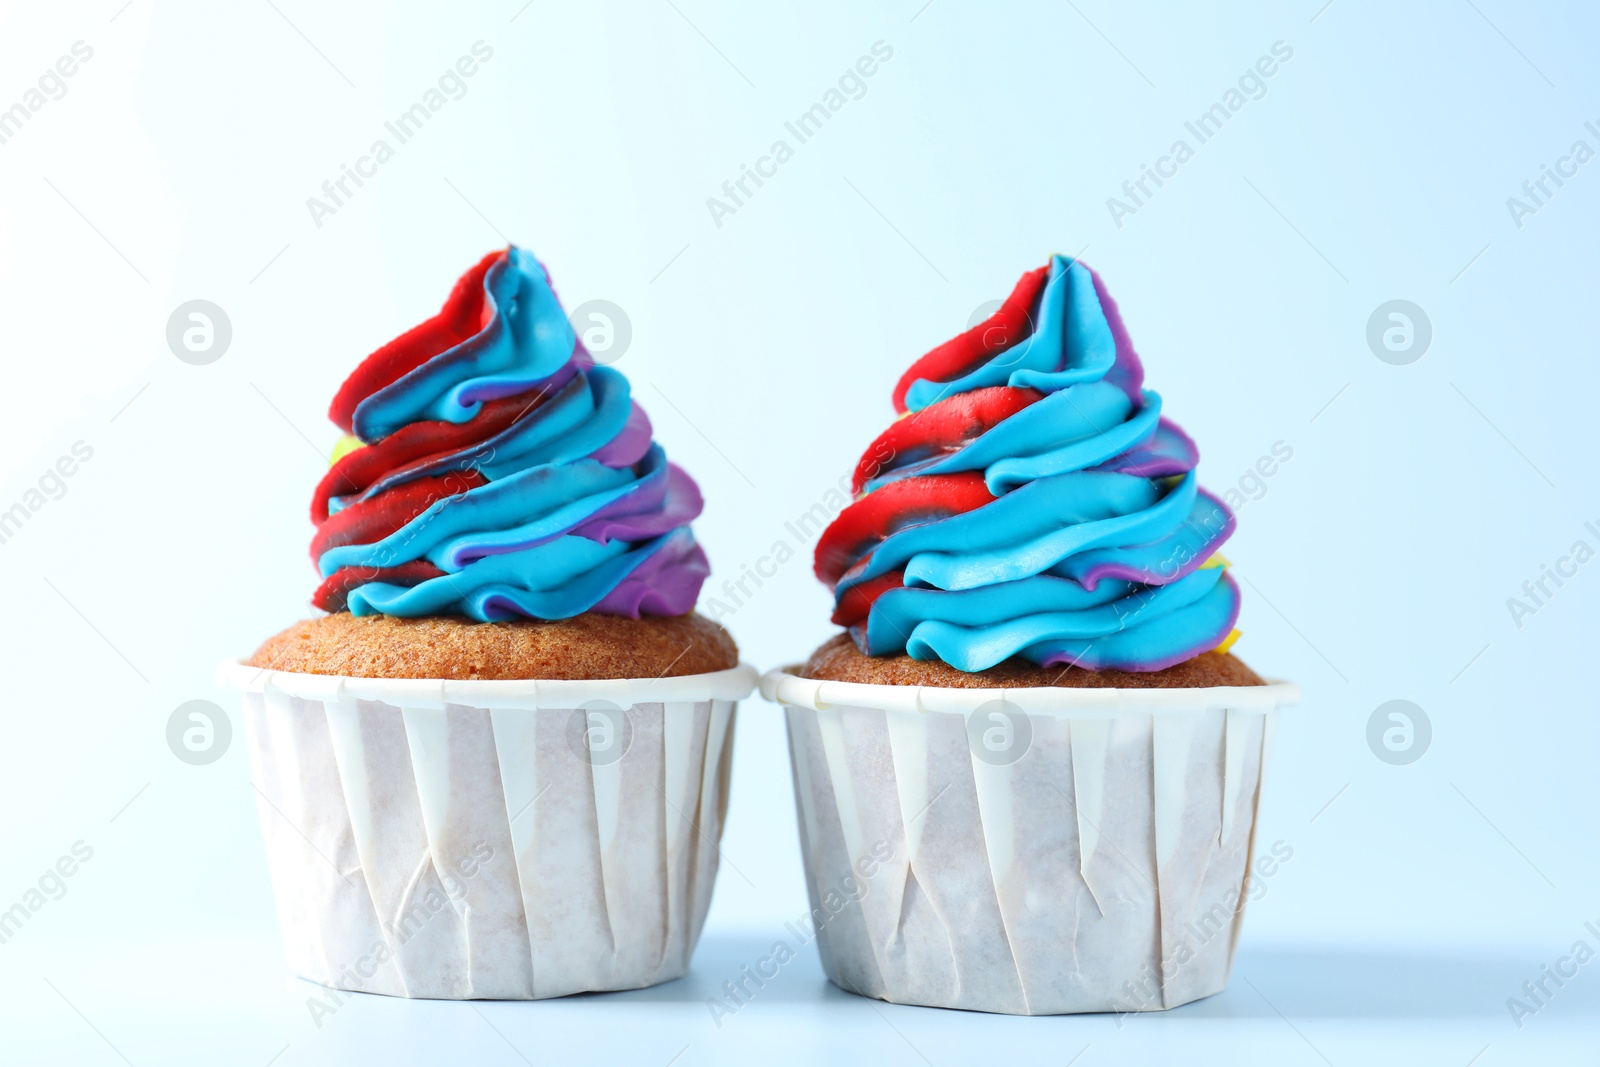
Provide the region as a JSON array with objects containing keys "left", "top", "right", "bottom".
[
  {"left": 762, "top": 667, "right": 1300, "bottom": 1015},
  {"left": 219, "top": 660, "right": 757, "bottom": 1000}
]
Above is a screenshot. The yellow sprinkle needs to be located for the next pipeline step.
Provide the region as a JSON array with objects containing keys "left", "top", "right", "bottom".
[
  {"left": 1213, "top": 629, "right": 1242, "bottom": 655},
  {"left": 330, "top": 433, "right": 365, "bottom": 466},
  {"left": 1200, "top": 552, "right": 1232, "bottom": 570}
]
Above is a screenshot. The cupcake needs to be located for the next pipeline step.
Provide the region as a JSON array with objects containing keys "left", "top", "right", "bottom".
[
  {"left": 761, "top": 254, "right": 1298, "bottom": 1014},
  {"left": 222, "top": 247, "right": 755, "bottom": 1001}
]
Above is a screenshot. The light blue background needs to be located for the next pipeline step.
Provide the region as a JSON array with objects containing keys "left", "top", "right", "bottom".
[{"left": 0, "top": 0, "right": 1594, "bottom": 1062}]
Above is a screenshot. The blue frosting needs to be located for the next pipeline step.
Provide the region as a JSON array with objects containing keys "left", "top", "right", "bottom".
[
  {"left": 829, "top": 254, "right": 1240, "bottom": 673},
  {"left": 318, "top": 247, "right": 710, "bottom": 622}
]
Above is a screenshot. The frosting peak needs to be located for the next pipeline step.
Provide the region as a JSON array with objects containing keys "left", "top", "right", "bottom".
[
  {"left": 816, "top": 254, "right": 1240, "bottom": 673},
  {"left": 309, "top": 247, "right": 709, "bottom": 621}
]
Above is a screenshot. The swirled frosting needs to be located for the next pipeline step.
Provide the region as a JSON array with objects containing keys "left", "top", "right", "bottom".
[
  {"left": 308, "top": 247, "right": 709, "bottom": 621},
  {"left": 815, "top": 254, "right": 1240, "bottom": 673}
]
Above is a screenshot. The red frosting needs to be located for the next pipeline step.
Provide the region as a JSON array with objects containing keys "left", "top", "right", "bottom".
[
  {"left": 326, "top": 249, "right": 502, "bottom": 435},
  {"left": 310, "top": 248, "right": 552, "bottom": 614},
  {"left": 312, "top": 562, "right": 449, "bottom": 614},
  {"left": 311, "top": 470, "right": 488, "bottom": 563},
  {"left": 830, "top": 572, "right": 904, "bottom": 627},
  {"left": 851, "top": 386, "right": 1042, "bottom": 494},
  {"left": 889, "top": 264, "right": 1048, "bottom": 413},
  {"left": 311, "top": 388, "right": 554, "bottom": 524},
  {"left": 814, "top": 472, "right": 996, "bottom": 589},
  {"left": 817, "top": 264, "right": 1061, "bottom": 628}
]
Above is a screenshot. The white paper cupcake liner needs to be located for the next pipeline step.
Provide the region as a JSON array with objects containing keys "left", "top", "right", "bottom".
[
  {"left": 761, "top": 667, "right": 1300, "bottom": 1015},
  {"left": 218, "top": 660, "right": 757, "bottom": 1000}
]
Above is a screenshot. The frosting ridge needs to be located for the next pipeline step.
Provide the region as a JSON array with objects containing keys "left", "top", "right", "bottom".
[
  {"left": 816, "top": 254, "right": 1239, "bottom": 672},
  {"left": 309, "top": 247, "right": 709, "bottom": 621}
]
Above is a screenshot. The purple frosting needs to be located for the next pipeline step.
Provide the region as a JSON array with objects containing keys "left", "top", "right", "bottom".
[{"left": 324, "top": 246, "right": 715, "bottom": 623}]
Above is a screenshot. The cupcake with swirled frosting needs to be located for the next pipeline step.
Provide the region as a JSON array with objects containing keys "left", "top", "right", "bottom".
[
  {"left": 805, "top": 253, "right": 1260, "bottom": 687},
  {"left": 227, "top": 247, "right": 755, "bottom": 1002},
  {"left": 763, "top": 255, "right": 1298, "bottom": 1016},
  {"left": 249, "top": 246, "right": 736, "bottom": 679}
]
